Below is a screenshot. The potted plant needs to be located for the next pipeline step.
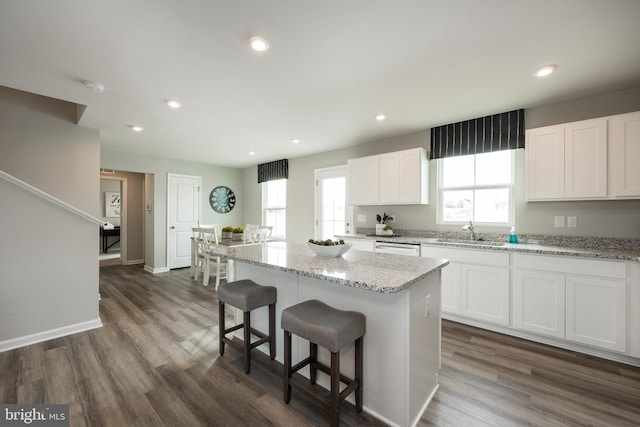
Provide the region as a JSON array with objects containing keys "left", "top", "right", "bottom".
[
  {"left": 221, "top": 226, "right": 234, "bottom": 239},
  {"left": 375, "top": 213, "right": 394, "bottom": 236},
  {"left": 232, "top": 226, "right": 245, "bottom": 241}
]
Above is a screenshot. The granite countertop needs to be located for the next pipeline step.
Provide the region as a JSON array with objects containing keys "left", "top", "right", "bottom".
[
  {"left": 339, "top": 233, "right": 640, "bottom": 262},
  {"left": 212, "top": 242, "right": 449, "bottom": 294}
]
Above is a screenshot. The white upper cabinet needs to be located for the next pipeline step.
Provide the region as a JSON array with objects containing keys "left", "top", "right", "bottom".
[
  {"left": 348, "top": 147, "right": 428, "bottom": 205},
  {"left": 527, "top": 111, "right": 640, "bottom": 201},
  {"left": 609, "top": 111, "right": 640, "bottom": 198},
  {"left": 526, "top": 118, "right": 607, "bottom": 200},
  {"left": 347, "top": 155, "right": 379, "bottom": 205}
]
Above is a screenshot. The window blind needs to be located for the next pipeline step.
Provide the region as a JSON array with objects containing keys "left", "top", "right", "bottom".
[
  {"left": 257, "top": 159, "right": 289, "bottom": 183},
  {"left": 429, "top": 109, "right": 524, "bottom": 160}
]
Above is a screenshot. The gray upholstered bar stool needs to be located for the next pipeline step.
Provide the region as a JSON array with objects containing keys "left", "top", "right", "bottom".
[
  {"left": 281, "top": 299, "right": 366, "bottom": 427},
  {"left": 218, "top": 279, "right": 277, "bottom": 374}
]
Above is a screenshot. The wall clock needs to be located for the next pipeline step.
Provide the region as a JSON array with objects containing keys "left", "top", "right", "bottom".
[{"left": 209, "top": 186, "right": 236, "bottom": 213}]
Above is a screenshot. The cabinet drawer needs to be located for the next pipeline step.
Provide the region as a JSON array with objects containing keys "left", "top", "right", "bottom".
[
  {"left": 421, "top": 246, "right": 509, "bottom": 266},
  {"left": 513, "top": 253, "right": 625, "bottom": 279}
]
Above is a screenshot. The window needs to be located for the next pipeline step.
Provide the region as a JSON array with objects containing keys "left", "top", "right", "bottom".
[
  {"left": 262, "top": 179, "right": 286, "bottom": 239},
  {"left": 438, "top": 150, "right": 514, "bottom": 225}
]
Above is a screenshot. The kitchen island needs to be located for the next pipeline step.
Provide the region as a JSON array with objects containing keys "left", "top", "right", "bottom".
[{"left": 212, "top": 242, "right": 448, "bottom": 427}]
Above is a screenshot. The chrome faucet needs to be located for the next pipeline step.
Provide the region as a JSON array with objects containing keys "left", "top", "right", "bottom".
[{"left": 462, "top": 220, "right": 478, "bottom": 241}]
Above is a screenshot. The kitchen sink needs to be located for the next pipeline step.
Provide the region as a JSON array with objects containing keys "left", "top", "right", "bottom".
[{"left": 435, "top": 239, "right": 506, "bottom": 247}]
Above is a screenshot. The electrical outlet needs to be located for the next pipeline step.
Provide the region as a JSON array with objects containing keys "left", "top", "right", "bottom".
[
  {"left": 567, "top": 216, "right": 577, "bottom": 228},
  {"left": 554, "top": 216, "right": 565, "bottom": 228},
  {"left": 357, "top": 214, "right": 366, "bottom": 222},
  {"left": 425, "top": 294, "right": 431, "bottom": 318}
]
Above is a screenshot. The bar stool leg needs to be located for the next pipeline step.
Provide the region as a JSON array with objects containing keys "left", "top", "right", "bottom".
[
  {"left": 284, "top": 330, "right": 292, "bottom": 403},
  {"left": 309, "top": 342, "right": 318, "bottom": 384},
  {"left": 355, "top": 336, "right": 363, "bottom": 412},
  {"left": 330, "top": 351, "right": 340, "bottom": 427},
  {"left": 218, "top": 301, "right": 225, "bottom": 355},
  {"left": 243, "top": 311, "right": 251, "bottom": 374},
  {"left": 269, "top": 303, "right": 276, "bottom": 360}
]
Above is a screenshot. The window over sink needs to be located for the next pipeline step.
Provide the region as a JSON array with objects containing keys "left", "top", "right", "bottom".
[
  {"left": 262, "top": 178, "right": 286, "bottom": 239},
  {"left": 437, "top": 150, "right": 514, "bottom": 225}
]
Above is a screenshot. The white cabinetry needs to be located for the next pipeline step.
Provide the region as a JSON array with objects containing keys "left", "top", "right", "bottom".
[
  {"left": 609, "top": 111, "right": 640, "bottom": 198},
  {"left": 347, "top": 155, "right": 379, "bottom": 205},
  {"left": 421, "top": 246, "right": 510, "bottom": 326},
  {"left": 348, "top": 147, "right": 428, "bottom": 205},
  {"left": 513, "top": 254, "right": 627, "bottom": 353},
  {"left": 341, "top": 238, "right": 374, "bottom": 252},
  {"left": 526, "top": 118, "right": 607, "bottom": 200}
]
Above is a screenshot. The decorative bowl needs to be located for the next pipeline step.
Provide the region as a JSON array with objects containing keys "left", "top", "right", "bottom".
[{"left": 306, "top": 242, "right": 353, "bottom": 257}]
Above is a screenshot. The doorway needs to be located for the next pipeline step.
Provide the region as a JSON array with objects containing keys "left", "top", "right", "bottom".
[
  {"left": 314, "top": 165, "right": 354, "bottom": 240},
  {"left": 99, "top": 175, "right": 126, "bottom": 265}
]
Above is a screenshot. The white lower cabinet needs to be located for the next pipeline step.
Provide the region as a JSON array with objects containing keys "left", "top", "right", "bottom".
[
  {"left": 422, "top": 246, "right": 510, "bottom": 326},
  {"left": 513, "top": 253, "right": 627, "bottom": 353},
  {"left": 341, "top": 238, "right": 374, "bottom": 252}
]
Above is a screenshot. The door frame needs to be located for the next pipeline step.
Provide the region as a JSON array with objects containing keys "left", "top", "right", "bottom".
[
  {"left": 313, "top": 165, "right": 354, "bottom": 240},
  {"left": 100, "top": 175, "right": 127, "bottom": 264},
  {"left": 166, "top": 173, "right": 202, "bottom": 269}
]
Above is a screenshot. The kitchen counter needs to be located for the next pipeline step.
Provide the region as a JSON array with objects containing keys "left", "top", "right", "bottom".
[
  {"left": 211, "top": 241, "right": 447, "bottom": 426},
  {"left": 339, "top": 234, "right": 640, "bottom": 262},
  {"left": 216, "top": 241, "right": 449, "bottom": 293}
]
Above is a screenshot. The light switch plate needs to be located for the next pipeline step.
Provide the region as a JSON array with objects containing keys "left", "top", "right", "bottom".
[
  {"left": 554, "top": 216, "right": 565, "bottom": 228},
  {"left": 357, "top": 214, "right": 366, "bottom": 222},
  {"left": 567, "top": 216, "right": 577, "bottom": 227}
]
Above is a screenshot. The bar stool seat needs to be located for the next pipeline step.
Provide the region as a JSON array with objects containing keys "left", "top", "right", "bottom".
[
  {"left": 218, "top": 279, "right": 277, "bottom": 374},
  {"left": 282, "top": 299, "right": 365, "bottom": 427}
]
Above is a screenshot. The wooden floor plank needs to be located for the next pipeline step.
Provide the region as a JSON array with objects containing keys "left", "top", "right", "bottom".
[{"left": 1, "top": 264, "right": 639, "bottom": 427}]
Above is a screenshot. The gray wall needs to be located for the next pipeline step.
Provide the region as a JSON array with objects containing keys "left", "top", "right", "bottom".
[
  {"left": 100, "top": 150, "right": 244, "bottom": 270},
  {"left": 243, "top": 85, "right": 640, "bottom": 241},
  {"left": 0, "top": 85, "right": 100, "bottom": 346}
]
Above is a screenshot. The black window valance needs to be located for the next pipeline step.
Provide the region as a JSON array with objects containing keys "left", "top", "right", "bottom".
[
  {"left": 429, "top": 109, "right": 524, "bottom": 160},
  {"left": 257, "top": 159, "right": 288, "bottom": 183}
]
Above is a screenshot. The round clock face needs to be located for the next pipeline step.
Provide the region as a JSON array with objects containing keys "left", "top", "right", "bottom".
[{"left": 209, "top": 186, "right": 236, "bottom": 213}]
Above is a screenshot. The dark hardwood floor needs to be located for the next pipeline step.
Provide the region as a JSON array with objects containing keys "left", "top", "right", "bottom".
[{"left": 1, "top": 265, "right": 639, "bottom": 426}]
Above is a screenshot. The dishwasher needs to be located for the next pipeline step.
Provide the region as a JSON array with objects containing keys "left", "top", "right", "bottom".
[{"left": 374, "top": 241, "right": 421, "bottom": 257}]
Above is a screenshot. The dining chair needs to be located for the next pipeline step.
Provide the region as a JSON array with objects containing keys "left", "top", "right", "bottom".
[
  {"left": 192, "top": 225, "right": 219, "bottom": 278},
  {"left": 200, "top": 228, "right": 228, "bottom": 289},
  {"left": 243, "top": 227, "right": 269, "bottom": 244}
]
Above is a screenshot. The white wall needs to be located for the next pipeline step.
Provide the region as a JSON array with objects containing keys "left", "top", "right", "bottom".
[{"left": 100, "top": 150, "right": 244, "bottom": 270}]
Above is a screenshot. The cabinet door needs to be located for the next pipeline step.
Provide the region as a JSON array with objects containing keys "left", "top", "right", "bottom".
[
  {"left": 609, "top": 111, "right": 640, "bottom": 198},
  {"left": 341, "top": 238, "right": 374, "bottom": 252},
  {"left": 526, "top": 125, "right": 565, "bottom": 200},
  {"left": 378, "top": 152, "right": 400, "bottom": 204},
  {"left": 460, "top": 264, "right": 510, "bottom": 325},
  {"left": 564, "top": 118, "right": 608, "bottom": 198},
  {"left": 513, "top": 270, "right": 565, "bottom": 338},
  {"left": 440, "top": 262, "right": 461, "bottom": 314},
  {"left": 398, "top": 148, "right": 428, "bottom": 204},
  {"left": 565, "top": 275, "right": 626, "bottom": 352},
  {"left": 348, "top": 156, "right": 379, "bottom": 205}
]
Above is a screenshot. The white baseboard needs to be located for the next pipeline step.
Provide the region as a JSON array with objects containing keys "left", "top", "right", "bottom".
[
  {"left": 0, "top": 318, "right": 103, "bottom": 353},
  {"left": 144, "top": 265, "right": 169, "bottom": 274},
  {"left": 124, "top": 258, "right": 144, "bottom": 265}
]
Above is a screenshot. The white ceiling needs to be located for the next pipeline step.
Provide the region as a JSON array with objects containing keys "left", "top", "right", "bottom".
[{"left": 1, "top": 0, "right": 640, "bottom": 168}]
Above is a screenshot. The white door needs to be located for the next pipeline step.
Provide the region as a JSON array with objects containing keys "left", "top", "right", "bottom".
[
  {"left": 168, "top": 173, "right": 201, "bottom": 269},
  {"left": 314, "top": 166, "right": 353, "bottom": 240}
]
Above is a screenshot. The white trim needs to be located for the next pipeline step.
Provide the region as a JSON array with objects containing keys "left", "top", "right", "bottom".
[
  {"left": 1, "top": 169, "right": 102, "bottom": 225},
  {"left": 123, "top": 258, "right": 144, "bottom": 265},
  {"left": 145, "top": 265, "right": 170, "bottom": 274},
  {"left": 0, "top": 318, "right": 103, "bottom": 352}
]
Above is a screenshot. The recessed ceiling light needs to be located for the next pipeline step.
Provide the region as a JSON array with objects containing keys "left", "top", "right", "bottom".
[
  {"left": 165, "top": 99, "right": 182, "bottom": 109},
  {"left": 83, "top": 80, "right": 104, "bottom": 93},
  {"left": 535, "top": 65, "right": 557, "bottom": 77},
  {"left": 375, "top": 114, "right": 386, "bottom": 121},
  {"left": 291, "top": 138, "right": 300, "bottom": 144},
  {"left": 249, "top": 35, "right": 270, "bottom": 52},
  {"left": 248, "top": 151, "right": 256, "bottom": 155},
  {"left": 130, "top": 125, "right": 144, "bottom": 132}
]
